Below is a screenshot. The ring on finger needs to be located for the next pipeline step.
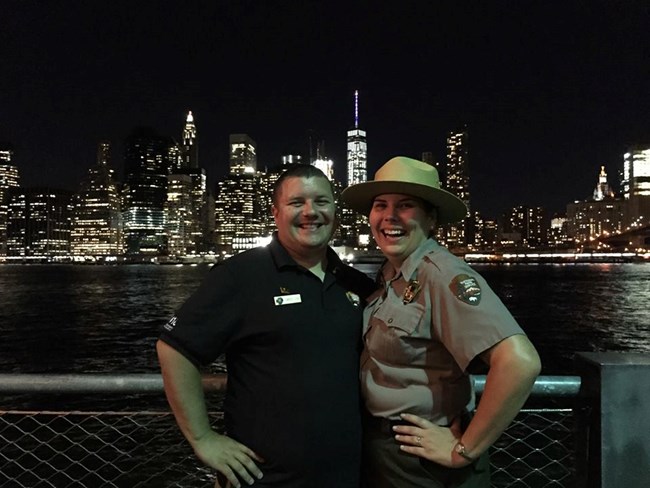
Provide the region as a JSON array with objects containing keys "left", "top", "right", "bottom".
[{"left": 416, "top": 436, "right": 422, "bottom": 446}]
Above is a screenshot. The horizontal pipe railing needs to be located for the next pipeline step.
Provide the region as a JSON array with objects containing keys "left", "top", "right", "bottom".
[
  {"left": 0, "top": 373, "right": 227, "bottom": 394},
  {"left": 0, "top": 373, "right": 580, "bottom": 396},
  {"left": 0, "top": 373, "right": 584, "bottom": 487}
]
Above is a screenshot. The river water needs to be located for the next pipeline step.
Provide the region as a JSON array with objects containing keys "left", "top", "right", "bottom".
[
  {"left": 1, "top": 262, "right": 648, "bottom": 486},
  {"left": 1, "top": 262, "right": 649, "bottom": 378}
]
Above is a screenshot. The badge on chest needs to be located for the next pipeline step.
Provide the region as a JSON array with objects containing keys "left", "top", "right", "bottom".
[{"left": 274, "top": 293, "right": 302, "bottom": 306}]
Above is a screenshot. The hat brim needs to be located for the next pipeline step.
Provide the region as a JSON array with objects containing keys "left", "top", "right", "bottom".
[{"left": 341, "top": 181, "right": 468, "bottom": 225}]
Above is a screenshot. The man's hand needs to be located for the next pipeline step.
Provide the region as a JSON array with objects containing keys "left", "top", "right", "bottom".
[
  {"left": 393, "top": 413, "right": 470, "bottom": 468},
  {"left": 193, "top": 430, "right": 264, "bottom": 488}
]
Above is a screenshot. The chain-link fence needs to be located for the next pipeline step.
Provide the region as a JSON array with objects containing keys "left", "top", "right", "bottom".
[{"left": 0, "top": 376, "right": 581, "bottom": 487}]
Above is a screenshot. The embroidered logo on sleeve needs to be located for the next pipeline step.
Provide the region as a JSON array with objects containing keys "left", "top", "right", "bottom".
[
  {"left": 449, "top": 274, "right": 482, "bottom": 305},
  {"left": 163, "top": 316, "right": 178, "bottom": 331}
]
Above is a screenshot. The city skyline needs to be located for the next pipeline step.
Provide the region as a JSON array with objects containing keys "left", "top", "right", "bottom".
[{"left": 3, "top": 1, "right": 650, "bottom": 217}]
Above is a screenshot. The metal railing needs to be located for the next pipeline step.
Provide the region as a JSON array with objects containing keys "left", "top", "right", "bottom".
[{"left": 0, "top": 374, "right": 580, "bottom": 488}]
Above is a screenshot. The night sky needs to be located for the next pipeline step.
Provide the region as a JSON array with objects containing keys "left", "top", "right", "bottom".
[{"left": 2, "top": 1, "right": 650, "bottom": 218}]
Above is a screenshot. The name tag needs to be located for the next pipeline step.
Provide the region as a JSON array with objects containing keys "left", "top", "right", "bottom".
[{"left": 274, "top": 294, "right": 302, "bottom": 306}]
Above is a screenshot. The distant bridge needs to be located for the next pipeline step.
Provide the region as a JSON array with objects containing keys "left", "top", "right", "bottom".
[{"left": 598, "top": 224, "right": 650, "bottom": 250}]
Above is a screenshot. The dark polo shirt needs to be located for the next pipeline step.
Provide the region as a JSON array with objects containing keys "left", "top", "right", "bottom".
[{"left": 160, "top": 234, "right": 375, "bottom": 487}]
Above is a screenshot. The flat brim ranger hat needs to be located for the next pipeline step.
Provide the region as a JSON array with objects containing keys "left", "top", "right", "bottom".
[{"left": 341, "top": 156, "right": 468, "bottom": 225}]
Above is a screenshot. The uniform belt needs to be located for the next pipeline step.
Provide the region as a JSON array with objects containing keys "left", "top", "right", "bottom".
[
  {"left": 363, "top": 411, "right": 470, "bottom": 434},
  {"left": 362, "top": 414, "right": 408, "bottom": 434}
]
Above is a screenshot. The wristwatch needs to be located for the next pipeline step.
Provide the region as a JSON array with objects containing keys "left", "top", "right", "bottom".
[{"left": 454, "top": 441, "right": 475, "bottom": 461}]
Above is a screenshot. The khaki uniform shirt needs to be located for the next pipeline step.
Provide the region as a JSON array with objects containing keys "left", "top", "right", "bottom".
[{"left": 361, "top": 238, "right": 524, "bottom": 425}]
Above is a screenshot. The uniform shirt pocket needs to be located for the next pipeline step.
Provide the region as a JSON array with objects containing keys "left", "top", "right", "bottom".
[
  {"left": 366, "top": 298, "right": 431, "bottom": 367},
  {"left": 373, "top": 299, "right": 426, "bottom": 337}
]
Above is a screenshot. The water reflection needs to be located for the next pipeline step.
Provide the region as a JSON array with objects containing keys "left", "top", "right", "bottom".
[{"left": 0, "top": 263, "right": 648, "bottom": 375}]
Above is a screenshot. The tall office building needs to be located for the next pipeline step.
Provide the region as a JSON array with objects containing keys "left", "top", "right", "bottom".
[
  {"left": 567, "top": 199, "right": 626, "bottom": 247},
  {"left": 341, "top": 91, "right": 370, "bottom": 247},
  {"left": 548, "top": 215, "right": 572, "bottom": 248},
  {"left": 6, "top": 187, "right": 72, "bottom": 261},
  {"left": 593, "top": 166, "right": 615, "bottom": 201},
  {"left": 213, "top": 134, "right": 264, "bottom": 253},
  {"left": 173, "top": 112, "right": 212, "bottom": 254},
  {"left": 0, "top": 144, "right": 20, "bottom": 257},
  {"left": 166, "top": 173, "right": 193, "bottom": 257},
  {"left": 445, "top": 127, "right": 471, "bottom": 247},
  {"left": 622, "top": 147, "right": 650, "bottom": 228},
  {"left": 312, "top": 140, "right": 334, "bottom": 181},
  {"left": 181, "top": 111, "right": 198, "bottom": 169},
  {"left": 229, "top": 134, "right": 257, "bottom": 175},
  {"left": 503, "top": 206, "right": 546, "bottom": 248},
  {"left": 122, "top": 127, "right": 172, "bottom": 256},
  {"left": 71, "top": 141, "right": 122, "bottom": 257},
  {"left": 281, "top": 154, "right": 303, "bottom": 167},
  {"left": 474, "top": 216, "right": 498, "bottom": 250},
  {"left": 567, "top": 165, "right": 626, "bottom": 246},
  {"left": 214, "top": 171, "right": 264, "bottom": 254},
  {"left": 346, "top": 90, "right": 367, "bottom": 186}
]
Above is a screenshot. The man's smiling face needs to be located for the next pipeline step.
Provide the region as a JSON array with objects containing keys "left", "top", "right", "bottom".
[{"left": 272, "top": 176, "right": 335, "bottom": 258}]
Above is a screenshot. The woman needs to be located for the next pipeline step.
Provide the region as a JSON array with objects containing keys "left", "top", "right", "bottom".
[{"left": 341, "top": 156, "right": 541, "bottom": 487}]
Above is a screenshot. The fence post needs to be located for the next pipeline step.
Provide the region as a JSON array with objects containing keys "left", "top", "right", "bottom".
[{"left": 575, "top": 352, "right": 650, "bottom": 487}]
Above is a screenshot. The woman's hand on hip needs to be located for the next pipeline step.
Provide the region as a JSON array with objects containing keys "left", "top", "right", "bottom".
[{"left": 392, "top": 413, "right": 471, "bottom": 468}]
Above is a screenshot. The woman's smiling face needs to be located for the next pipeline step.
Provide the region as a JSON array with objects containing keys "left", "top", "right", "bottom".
[{"left": 369, "top": 194, "right": 435, "bottom": 268}]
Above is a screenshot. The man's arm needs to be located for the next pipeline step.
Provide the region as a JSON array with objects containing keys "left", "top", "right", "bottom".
[
  {"left": 156, "top": 340, "right": 264, "bottom": 487},
  {"left": 395, "top": 334, "right": 541, "bottom": 467}
]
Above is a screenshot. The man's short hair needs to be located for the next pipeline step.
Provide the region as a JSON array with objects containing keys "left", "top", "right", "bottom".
[{"left": 272, "top": 164, "right": 333, "bottom": 205}]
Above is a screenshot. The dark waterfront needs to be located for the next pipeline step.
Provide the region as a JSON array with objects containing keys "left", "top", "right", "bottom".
[
  {"left": 1, "top": 262, "right": 648, "bottom": 487},
  {"left": 1, "top": 262, "right": 649, "bottom": 378}
]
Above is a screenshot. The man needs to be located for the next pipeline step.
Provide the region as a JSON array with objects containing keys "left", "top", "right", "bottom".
[{"left": 157, "top": 165, "right": 375, "bottom": 488}]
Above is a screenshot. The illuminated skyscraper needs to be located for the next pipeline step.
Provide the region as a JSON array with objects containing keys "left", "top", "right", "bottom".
[
  {"left": 214, "top": 172, "right": 264, "bottom": 254},
  {"left": 312, "top": 141, "right": 334, "bottom": 181},
  {"left": 71, "top": 141, "right": 122, "bottom": 258},
  {"left": 622, "top": 147, "right": 650, "bottom": 227},
  {"left": 548, "top": 215, "right": 572, "bottom": 248},
  {"left": 504, "top": 206, "right": 546, "bottom": 248},
  {"left": 229, "top": 134, "right": 257, "bottom": 175},
  {"left": 341, "top": 91, "right": 370, "bottom": 247},
  {"left": 181, "top": 111, "right": 198, "bottom": 170},
  {"left": 214, "top": 134, "right": 264, "bottom": 253},
  {"left": 0, "top": 144, "right": 20, "bottom": 257},
  {"left": 445, "top": 127, "right": 471, "bottom": 247},
  {"left": 593, "top": 166, "right": 615, "bottom": 201},
  {"left": 122, "top": 127, "right": 172, "bottom": 256},
  {"left": 166, "top": 173, "right": 193, "bottom": 257},
  {"left": 346, "top": 90, "right": 367, "bottom": 186},
  {"left": 622, "top": 147, "right": 650, "bottom": 199},
  {"left": 281, "top": 154, "right": 303, "bottom": 166},
  {"left": 172, "top": 112, "right": 212, "bottom": 254},
  {"left": 567, "top": 199, "right": 625, "bottom": 246},
  {"left": 6, "top": 187, "right": 72, "bottom": 261}
]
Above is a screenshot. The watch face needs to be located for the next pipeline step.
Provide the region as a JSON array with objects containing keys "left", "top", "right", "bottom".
[{"left": 455, "top": 442, "right": 473, "bottom": 460}]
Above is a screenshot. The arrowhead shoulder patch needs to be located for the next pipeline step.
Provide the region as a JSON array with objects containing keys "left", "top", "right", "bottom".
[{"left": 449, "top": 274, "right": 482, "bottom": 306}]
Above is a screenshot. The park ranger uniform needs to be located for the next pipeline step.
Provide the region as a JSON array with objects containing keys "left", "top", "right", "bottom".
[{"left": 361, "top": 237, "right": 526, "bottom": 488}]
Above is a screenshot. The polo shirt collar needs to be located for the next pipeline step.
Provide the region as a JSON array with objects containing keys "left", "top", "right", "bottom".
[{"left": 268, "top": 232, "right": 342, "bottom": 274}]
